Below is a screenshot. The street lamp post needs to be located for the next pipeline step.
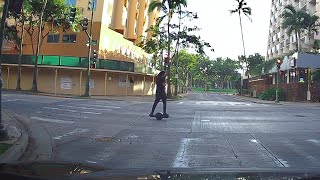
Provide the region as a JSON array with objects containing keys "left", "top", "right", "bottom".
[
  {"left": 0, "top": 0, "right": 10, "bottom": 140},
  {"left": 83, "top": 1, "right": 95, "bottom": 97},
  {"left": 275, "top": 70, "right": 279, "bottom": 103},
  {"left": 275, "top": 59, "right": 282, "bottom": 103}
]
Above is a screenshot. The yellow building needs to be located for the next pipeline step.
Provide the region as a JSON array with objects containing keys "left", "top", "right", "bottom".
[{"left": 1, "top": 0, "right": 160, "bottom": 96}]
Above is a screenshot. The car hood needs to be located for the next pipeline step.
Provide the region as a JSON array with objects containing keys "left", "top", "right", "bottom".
[{"left": 0, "top": 161, "right": 320, "bottom": 180}]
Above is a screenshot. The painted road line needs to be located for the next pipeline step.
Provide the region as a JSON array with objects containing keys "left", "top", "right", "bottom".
[
  {"left": 86, "top": 160, "right": 97, "bottom": 164},
  {"left": 2, "top": 99, "right": 22, "bottom": 102},
  {"left": 200, "top": 119, "right": 211, "bottom": 122},
  {"left": 173, "top": 138, "right": 190, "bottom": 168},
  {"left": 54, "top": 114, "right": 89, "bottom": 119},
  {"left": 82, "top": 111, "right": 102, "bottom": 115},
  {"left": 53, "top": 128, "right": 89, "bottom": 140},
  {"left": 43, "top": 107, "right": 77, "bottom": 112},
  {"left": 57, "top": 105, "right": 111, "bottom": 111},
  {"left": 178, "top": 102, "right": 184, "bottom": 104},
  {"left": 30, "top": 116, "right": 74, "bottom": 124},
  {"left": 78, "top": 104, "right": 121, "bottom": 109},
  {"left": 250, "top": 139, "right": 259, "bottom": 143},
  {"left": 306, "top": 139, "right": 320, "bottom": 144}
]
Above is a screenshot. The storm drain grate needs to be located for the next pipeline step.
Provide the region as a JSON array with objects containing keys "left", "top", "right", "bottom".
[{"left": 93, "top": 137, "right": 121, "bottom": 142}]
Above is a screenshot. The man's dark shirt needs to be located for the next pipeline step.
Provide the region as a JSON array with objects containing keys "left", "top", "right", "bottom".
[{"left": 156, "top": 77, "right": 165, "bottom": 92}]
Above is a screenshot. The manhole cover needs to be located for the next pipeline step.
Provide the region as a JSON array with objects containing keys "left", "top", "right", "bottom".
[
  {"left": 294, "top": 115, "right": 307, "bottom": 117},
  {"left": 93, "top": 137, "right": 120, "bottom": 142}
]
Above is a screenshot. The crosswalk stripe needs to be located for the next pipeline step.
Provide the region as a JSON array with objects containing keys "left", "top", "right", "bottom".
[
  {"left": 43, "top": 107, "right": 77, "bottom": 112},
  {"left": 57, "top": 105, "right": 111, "bottom": 111},
  {"left": 30, "top": 116, "right": 74, "bottom": 124},
  {"left": 82, "top": 111, "right": 102, "bottom": 115},
  {"left": 77, "top": 104, "right": 120, "bottom": 109}
]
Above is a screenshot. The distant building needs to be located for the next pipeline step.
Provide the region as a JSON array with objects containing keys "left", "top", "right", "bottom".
[
  {"left": 1, "top": 0, "right": 160, "bottom": 96},
  {"left": 267, "top": 0, "right": 320, "bottom": 60}
]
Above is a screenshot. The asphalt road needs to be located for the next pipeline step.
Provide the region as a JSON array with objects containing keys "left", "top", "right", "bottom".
[{"left": 2, "top": 91, "right": 320, "bottom": 170}]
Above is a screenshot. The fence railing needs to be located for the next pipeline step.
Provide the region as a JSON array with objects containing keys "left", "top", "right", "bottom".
[{"left": 2, "top": 54, "right": 154, "bottom": 74}]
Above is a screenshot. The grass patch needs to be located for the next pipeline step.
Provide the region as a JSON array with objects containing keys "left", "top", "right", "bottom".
[
  {"left": 192, "top": 88, "right": 237, "bottom": 94},
  {"left": 0, "top": 143, "right": 11, "bottom": 155}
]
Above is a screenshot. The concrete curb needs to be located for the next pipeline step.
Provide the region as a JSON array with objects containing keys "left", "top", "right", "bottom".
[
  {"left": 231, "top": 95, "right": 284, "bottom": 105},
  {"left": 231, "top": 95, "right": 320, "bottom": 107},
  {"left": 0, "top": 110, "right": 29, "bottom": 163}
]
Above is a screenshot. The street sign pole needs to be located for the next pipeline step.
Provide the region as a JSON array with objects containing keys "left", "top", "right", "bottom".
[
  {"left": 0, "top": 0, "right": 10, "bottom": 140},
  {"left": 84, "top": 2, "right": 94, "bottom": 97}
]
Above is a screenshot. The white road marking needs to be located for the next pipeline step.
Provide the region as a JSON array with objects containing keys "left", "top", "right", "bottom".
[
  {"left": 2, "top": 99, "right": 21, "bottom": 102},
  {"left": 78, "top": 104, "right": 120, "bottom": 109},
  {"left": 30, "top": 116, "right": 74, "bottom": 124},
  {"left": 53, "top": 128, "right": 89, "bottom": 140},
  {"left": 250, "top": 139, "right": 258, "bottom": 143},
  {"left": 306, "top": 139, "right": 320, "bottom": 144},
  {"left": 277, "top": 158, "right": 290, "bottom": 167},
  {"left": 173, "top": 138, "right": 190, "bottom": 168},
  {"left": 195, "top": 101, "right": 253, "bottom": 106},
  {"left": 82, "top": 111, "right": 102, "bottom": 115},
  {"left": 178, "top": 102, "right": 184, "bottom": 104},
  {"left": 85, "top": 160, "right": 97, "bottom": 164},
  {"left": 201, "top": 119, "right": 211, "bottom": 122},
  {"left": 57, "top": 105, "right": 110, "bottom": 111},
  {"left": 43, "top": 107, "right": 77, "bottom": 112},
  {"left": 43, "top": 107, "right": 101, "bottom": 114}
]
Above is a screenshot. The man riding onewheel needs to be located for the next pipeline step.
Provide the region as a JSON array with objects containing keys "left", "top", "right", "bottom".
[{"left": 149, "top": 71, "right": 169, "bottom": 118}]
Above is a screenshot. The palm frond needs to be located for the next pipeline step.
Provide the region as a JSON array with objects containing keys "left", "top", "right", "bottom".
[
  {"left": 148, "top": 1, "right": 163, "bottom": 13},
  {"left": 284, "top": 5, "right": 296, "bottom": 14}
]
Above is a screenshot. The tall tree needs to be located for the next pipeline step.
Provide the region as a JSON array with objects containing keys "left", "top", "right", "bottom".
[
  {"left": 246, "top": 53, "right": 265, "bottom": 77},
  {"left": 148, "top": 0, "right": 187, "bottom": 98},
  {"left": 230, "top": 0, "right": 252, "bottom": 78},
  {"left": 25, "top": 0, "right": 81, "bottom": 91},
  {"left": 302, "top": 12, "right": 319, "bottom": 51},
  {"left": 282, "top": 5, "right": 305, "bottom": 52},
  {"left": 31, "top": 0, "right": 48, "bottom": 91}
]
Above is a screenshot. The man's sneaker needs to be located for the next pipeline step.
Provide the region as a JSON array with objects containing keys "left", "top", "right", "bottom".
[
  {"left": 149, "top": 113, "right": 155, "bottom": 117},
  {"left": 163, "top": 113, "right": 169, "bottom": 118}
]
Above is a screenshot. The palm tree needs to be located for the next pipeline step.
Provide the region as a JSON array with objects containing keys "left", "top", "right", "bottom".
[
  {"left": 302, "top": 12, "right": 319, "bottom": 51},
  {"left": 230, "top": 0, "right": 252, "bottom": 76},
  {"left": 148, "top": 0, "right": 187, "bottom": 98},
  {"left": 282, "top": 5, "right": 305, "bottom": 52}
]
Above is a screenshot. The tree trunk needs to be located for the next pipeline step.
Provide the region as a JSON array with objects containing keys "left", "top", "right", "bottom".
[
  {"left": 296, "top": 31, "right": 300, "bottom": 52},
  {"left": 166, "top": 15, "right": 172, "bottom": 98},
  {"left": 32, "top": 0, "right": 47, "bottom": 92},
  {"left": 174, "top": 8, "right": 182, "bottom": 97},
  {"left": 16, "top": 18, "right": 25, "bottom": 90},
  {"left": 238, "top": 12, "right": 249, "bottom": 80}
]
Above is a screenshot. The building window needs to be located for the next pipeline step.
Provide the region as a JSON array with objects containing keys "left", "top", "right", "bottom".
[
  {"left": 47, "top": 34, "right": 60, "bottom": 43},
  {"left": 66, "top": 0, "right": 76, "bottom": 6},
  {"left": 62, "top": 34, "right": 77, "bottom": 43}
]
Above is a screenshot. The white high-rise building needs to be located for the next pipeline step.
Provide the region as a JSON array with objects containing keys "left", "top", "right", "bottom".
[{"left": 267, "top": 0, "right": 320, "bottom": 60}]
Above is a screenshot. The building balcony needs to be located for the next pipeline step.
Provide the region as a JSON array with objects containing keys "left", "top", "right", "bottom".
[{"left": 283, "top": 46, "right": 289, "bottom": 54}]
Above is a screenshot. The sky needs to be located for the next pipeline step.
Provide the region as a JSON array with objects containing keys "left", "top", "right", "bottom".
[{"left": 181, "top": 0, "right": 272, "bottom": 60}]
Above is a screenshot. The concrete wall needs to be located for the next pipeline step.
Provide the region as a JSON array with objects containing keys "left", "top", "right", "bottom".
[{"left": 2, "top": 65, "right": 155, "bottom": 96}]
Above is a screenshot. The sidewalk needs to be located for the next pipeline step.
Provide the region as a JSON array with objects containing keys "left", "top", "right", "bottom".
[
  {"left": 232, "top": 95, "right": 320, "bottom": 107},
  {"left": 0, "top": 110, "right": 28, "bottom": 163}
]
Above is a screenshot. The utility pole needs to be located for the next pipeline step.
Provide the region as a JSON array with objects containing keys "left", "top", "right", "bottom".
[
  {"left": 0, "top": 0, "right": 10, "bottom": 140},
  {"left": 83, "top": 0, "right": 95, "bottom": 97}
]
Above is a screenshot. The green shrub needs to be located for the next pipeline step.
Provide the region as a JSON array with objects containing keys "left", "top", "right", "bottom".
[
  {"left": 312, "top": 70, "right": 320, "bottom": 83},
  {"left": 259, "top": 88, "right": 286, "bottom": 101}
]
